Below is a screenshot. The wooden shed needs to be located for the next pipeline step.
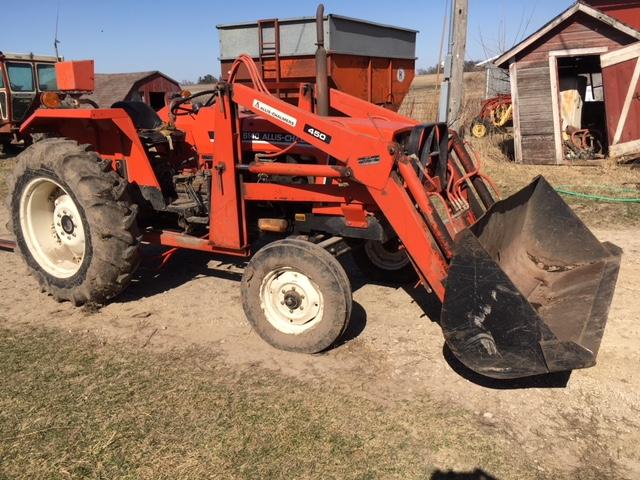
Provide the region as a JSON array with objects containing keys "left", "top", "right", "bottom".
[
  {"left": 494, "top": 1, "right": 640, "bottom": 164},
  {"left": 87, "top": 71, "right": 180, "bottom": 110}
]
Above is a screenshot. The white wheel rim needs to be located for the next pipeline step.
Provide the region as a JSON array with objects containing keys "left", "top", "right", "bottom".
[
  {"left": 19, "top": 177, "right": 86, "bottom": 279},
  {"left": 259, "top": 268, "right": 324, "bottom": 334},
  {"left": 364, "top": 240, "right": 410, "bottom": 271}
]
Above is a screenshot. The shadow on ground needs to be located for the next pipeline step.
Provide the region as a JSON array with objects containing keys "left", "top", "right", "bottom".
[
  {"left": 117, "top": 247, "right": 370, "bottom": 350},
  {"left": 116, "top": 247, "right": 246, "bottom": 304},
  {"left": 443, "top": 344, "right": 572, "bottom": 390},
  {"left": 115, "top": 246, "right": 572, "bottom": 390},
  {"left": 431, "top": 468, "right": 498, "bottom": 480}
]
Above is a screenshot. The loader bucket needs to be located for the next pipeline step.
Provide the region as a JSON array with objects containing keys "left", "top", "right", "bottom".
[{"left": 441, "top": 176, "right": 621, "bottom": 379}]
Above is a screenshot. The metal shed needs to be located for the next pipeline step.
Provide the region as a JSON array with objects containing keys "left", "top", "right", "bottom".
[
  {"left": 495, "top": 1, "right": 640, "bottom": 164},
  {"left": 87, "top": 71, "right": 180, "bottom": 110},
  {"left": 217, "top": 14, "right": 417, "bottom": 111}
]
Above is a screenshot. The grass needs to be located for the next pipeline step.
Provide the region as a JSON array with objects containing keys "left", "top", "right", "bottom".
[
  {"left": 0, "top": 327, "right": 550, "bottom": 480},
  {"left": 469, "top": 136, "right": 640, "bottom": 228}
]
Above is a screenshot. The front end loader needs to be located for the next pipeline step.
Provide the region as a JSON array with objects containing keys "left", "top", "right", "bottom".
[{"left": 6, "top": 55, "right": 621, "bottom": 380}]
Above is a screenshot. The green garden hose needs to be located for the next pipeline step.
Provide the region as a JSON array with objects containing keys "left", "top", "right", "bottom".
[{"left": 554, "top": 185, "right": 640, "bottom": 204}]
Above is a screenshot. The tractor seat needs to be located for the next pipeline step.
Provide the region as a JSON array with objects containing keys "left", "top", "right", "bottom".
[
  {"left": 111, "top": 101, "right": 184, "bottom": 146},
  {"left": 112, "top": 101, "right": 164, "bottom": 130}
]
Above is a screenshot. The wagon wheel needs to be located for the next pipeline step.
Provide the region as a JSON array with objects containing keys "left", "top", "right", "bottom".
[{"left": 471, "top": 119, "right": 489, "bottom": 138}]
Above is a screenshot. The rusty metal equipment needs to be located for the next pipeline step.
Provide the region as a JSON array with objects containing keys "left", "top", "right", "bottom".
[
  {"left": 470, "top": 94, "right": 513, "bottom": 138},
  {"left": 3, "top": 22, "right": 621, "bottom": 380},
  {"left": 564, "top": 126, "right": 604, "bottom": 160}
]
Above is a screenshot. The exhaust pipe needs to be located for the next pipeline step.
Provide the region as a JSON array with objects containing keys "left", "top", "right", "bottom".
[{"left": 315, "top": 4, "right": 329, "bottom": 116}]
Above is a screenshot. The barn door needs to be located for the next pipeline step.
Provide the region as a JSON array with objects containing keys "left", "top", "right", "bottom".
[{"left": 601, "top": 43, "right": 640, "bottom": 158}]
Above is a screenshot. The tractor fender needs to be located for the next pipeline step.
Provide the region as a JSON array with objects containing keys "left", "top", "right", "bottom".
[{"left": 19, "top": 108, "right": 161, "bottom": 190}]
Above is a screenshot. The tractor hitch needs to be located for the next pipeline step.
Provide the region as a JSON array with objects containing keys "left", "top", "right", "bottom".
[{"left": 440, "top": 176, "right": 621, "bottom": 379}]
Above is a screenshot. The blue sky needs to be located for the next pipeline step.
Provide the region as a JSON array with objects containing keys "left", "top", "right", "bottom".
[{"left": 1, "top": 0, "right": 574, "bottom": 82}]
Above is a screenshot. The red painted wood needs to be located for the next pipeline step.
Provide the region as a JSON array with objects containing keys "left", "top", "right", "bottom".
[
  {"left": 602, "top": 57, "right": 640, "bottom": 145},
  {"left": 582, "top": 0, "right": 640, "bottom": 31}
]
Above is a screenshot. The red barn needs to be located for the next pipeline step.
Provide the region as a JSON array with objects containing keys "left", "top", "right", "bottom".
[
  {"left": 582, "top": 0, "right": 640, "bottom": 30},
  {"left": 495, "top": 1, "right": 640, "bottom": 163},
  {"left": 87, "top": 71, "right": 180, "bottom": 111}
]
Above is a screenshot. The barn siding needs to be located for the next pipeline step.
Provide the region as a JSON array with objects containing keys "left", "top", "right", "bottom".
[
  {"left": 508, "top": 10, "right": 639, "bottom": 164},
  {"left": 130, "top": 74, "right": 180, "bottom": 106},
  {"left": 514, "top": 65, "right": 556, "bottom": 164},
  {"left": 516, "top": 12, "right": 636, "bottom": 67}
]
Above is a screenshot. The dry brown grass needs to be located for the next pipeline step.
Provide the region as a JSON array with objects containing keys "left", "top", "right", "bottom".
[
  {"left": 399, "top": 71, "right": 485, "bottom": 126},
  {"left": 0, "top": 327, "right": 540, "bottom": 480},
  {"left": 468, "top": 136, "right": 640, "bottom": 228}
]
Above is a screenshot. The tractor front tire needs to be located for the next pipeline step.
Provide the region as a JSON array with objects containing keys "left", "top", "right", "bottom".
[
  {"left": 7, "top": 138, "right": 141, "bottom": 305},
  {"left": 241, "top": 238, "right": 352, "bottom": 353},
  {"left": 350, "top": 239, "right": 417, "bottom": 284}
]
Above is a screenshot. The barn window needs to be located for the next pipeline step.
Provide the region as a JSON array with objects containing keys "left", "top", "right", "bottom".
[{"left": 149, "top": 92, "right": 166, "bottom": 110}]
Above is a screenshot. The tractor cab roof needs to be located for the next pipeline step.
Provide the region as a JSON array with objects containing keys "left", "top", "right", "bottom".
[{"left": 0, "top": 52, "right": 61, "bottom": 63}]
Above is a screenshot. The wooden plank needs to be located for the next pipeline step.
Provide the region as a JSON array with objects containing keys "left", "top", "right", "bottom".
[
  {"left": 601, "top": 42, "right": 640, "bottom": 68},
  {"left": 609, "top": 138, "right": 640, "bottom": 158},
  {"left": 520, "top": 123, "right": 555, "bottom": 136},
  {"left": 549, "top": 55, "right": 563, "bottom": 164},
  {"left": 520, "top": 135, "right": 557, "bottom": 164},
  {"left": 549, "top": 47, "right": 609, "bottom": 57},
  {"left": 510, "top": 62, "right": 523, "bottom": 164}
]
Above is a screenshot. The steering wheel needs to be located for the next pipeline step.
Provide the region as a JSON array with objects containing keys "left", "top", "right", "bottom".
[{"left": 170, "top": 90, "right": 217, "bottom": 119}]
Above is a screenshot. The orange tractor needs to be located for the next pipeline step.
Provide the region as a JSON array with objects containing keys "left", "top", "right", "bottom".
[{"left": 4, "top": 46, "right": 621, "bottom": 379}]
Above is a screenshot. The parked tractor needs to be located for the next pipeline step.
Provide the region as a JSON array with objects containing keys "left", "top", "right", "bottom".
[
  {"left": 470, "top": 94, "right": 513, "bottom": 138},
  {"left": 0, "top": 52, "right": 94, "bottom": 151},
  {"left": 4, "top": 31, "right": 621, "bottom": 379}
]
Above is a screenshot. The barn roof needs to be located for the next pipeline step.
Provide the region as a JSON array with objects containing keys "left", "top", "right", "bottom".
[
  {"left": 87, "top": 71, "right": 179, "bottom": 107},
  {"left": 494, "top": 2, "right": 640, "bottom": 68}
]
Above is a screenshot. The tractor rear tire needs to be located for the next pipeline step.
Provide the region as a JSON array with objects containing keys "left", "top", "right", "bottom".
[
  {"left": 241, "top": 238, "right": 352, "bottom": 353},
  {"left": 7, "top": 138, "right": 141, "bottom": 305},
  {"left": 350, "top": 239, "right": 417, "bottom": 284}
]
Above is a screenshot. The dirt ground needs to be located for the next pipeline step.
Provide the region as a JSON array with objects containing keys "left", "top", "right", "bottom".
[{"left": 1, "top": 150, "right": 639, "bottom": 478}]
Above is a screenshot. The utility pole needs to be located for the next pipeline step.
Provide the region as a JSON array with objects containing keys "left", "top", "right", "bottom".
[{"left": 438, "top": 0, "right": 468, "bottom": 131}]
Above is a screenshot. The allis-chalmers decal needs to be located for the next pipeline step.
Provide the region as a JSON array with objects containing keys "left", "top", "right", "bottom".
[
  {"left": 241, "top": 131, "right": 309, "bottom": 145},
  {"left": 252, "top": 100, "right": 298, "bottom": 127}
]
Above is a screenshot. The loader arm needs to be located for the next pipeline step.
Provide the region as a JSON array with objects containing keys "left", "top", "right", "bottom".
[{"left": 232, "top": 83, "right": 454, "bottom": 298}]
